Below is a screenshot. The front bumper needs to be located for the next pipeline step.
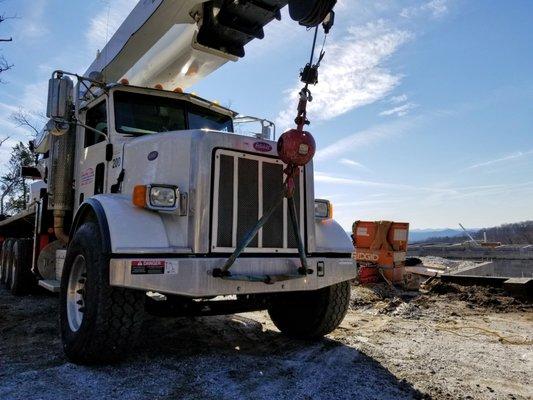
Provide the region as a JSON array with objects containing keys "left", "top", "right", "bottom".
[{"left": 109, "top": 256, "right": 356, "bottom": 297}]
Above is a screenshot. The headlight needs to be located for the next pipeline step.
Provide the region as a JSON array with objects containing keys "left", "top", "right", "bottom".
[
  {"left": 133, "top": 184, "right": 185, "bottom": 213},
  {"left": 315, "top": 199, "right": 333, "bottom": 219},
  {"left": 149, "top": 186, "right": 177, "bottom": 208}
]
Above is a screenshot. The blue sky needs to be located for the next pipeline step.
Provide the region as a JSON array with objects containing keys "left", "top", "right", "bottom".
[{"left": 0, "top": 0, "right": 532, "bottom": 230}]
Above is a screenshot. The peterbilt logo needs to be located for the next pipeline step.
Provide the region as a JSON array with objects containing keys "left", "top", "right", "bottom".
[{"left": 253, "top": 142, "right": 272, "bottom": 152}]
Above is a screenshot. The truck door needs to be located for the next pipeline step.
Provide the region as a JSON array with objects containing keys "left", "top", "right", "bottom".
[{"left": 76, "top": 99, "right": 109, "bottom": 208}]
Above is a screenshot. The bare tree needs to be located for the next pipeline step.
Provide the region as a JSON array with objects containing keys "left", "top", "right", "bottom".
[
  {"left": 0, "top": 2, "right": 14, "bottom": 82},
  {"left": 0, "top": 109, "right": 41, "bottom": 215},
  {"left": 0, "top": 141, "right": 33, "bottom": 215},
  {"left": 10, "top": 109, "right": 42, "bottom": 137}
]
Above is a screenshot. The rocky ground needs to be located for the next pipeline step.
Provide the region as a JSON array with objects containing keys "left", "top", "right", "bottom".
[{"left": 0, "top": 281, "right": 532, "bottom": 400}]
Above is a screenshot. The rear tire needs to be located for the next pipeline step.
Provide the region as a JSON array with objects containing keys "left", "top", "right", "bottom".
[
  {"left": 268, "top": 281, "right": 351, "bottom": 339},
  {"left": 4, "top": 239, "right": 16, "bottom": 288},
  {"left": 60, "top": 221, "right": 144, "bottom": 364},
  {"left": 1, "top": 239, "right": 14, "bottom": 285},
  {"left": 9, "top": 239, "right": 35, "bottom": 296}
]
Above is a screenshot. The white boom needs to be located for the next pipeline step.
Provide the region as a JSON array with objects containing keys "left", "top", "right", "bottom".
[
  {"left": 85, "top": 0, "right": 226, "bottom": 90},
  {"left": 84, "top": 0, "right": 336, "bottom": 90}
]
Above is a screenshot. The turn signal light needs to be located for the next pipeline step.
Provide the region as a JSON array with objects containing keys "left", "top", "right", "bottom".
[{"left": 132, "top": 185, "right": 147, "bottom": 208}]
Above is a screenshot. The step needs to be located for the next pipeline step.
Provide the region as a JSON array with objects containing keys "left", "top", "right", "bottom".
[
  {"left": 38, "top": 279, "right": 61, "bottom": 293},
  {"left": 503, "top": 277, "right": 532, "bottom": 298}
]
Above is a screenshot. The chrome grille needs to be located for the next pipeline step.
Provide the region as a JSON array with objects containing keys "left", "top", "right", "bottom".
[{"left": 211, "top": 149, "right": 305, "bottom": 253}]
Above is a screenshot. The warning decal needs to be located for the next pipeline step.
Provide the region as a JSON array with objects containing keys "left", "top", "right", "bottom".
[
  {"left": 130, "top": 260, "right": 179, "bottom": 275},
  {"left": 131, "top": 260, "right": 166, "bottom": 275}
]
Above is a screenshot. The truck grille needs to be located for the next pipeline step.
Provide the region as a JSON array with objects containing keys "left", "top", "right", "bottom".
[{"left": 211, "top": 149, "right": 305, "bottom": 253}]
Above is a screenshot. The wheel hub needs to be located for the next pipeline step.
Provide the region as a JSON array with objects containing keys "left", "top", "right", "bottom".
[{"left": 66, "top": 254, "right": 87, "bottom": 332}]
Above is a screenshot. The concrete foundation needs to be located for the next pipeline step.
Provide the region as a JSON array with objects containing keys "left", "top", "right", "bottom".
[
  {"left": 452, "top": 260, "right": 533, "bottom": 279},
  {"left": 408, "top": 244, "right": 533, "bottom": 261}
]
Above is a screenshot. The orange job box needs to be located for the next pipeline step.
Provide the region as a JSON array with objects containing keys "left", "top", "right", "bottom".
[{"left": 352, "top": 221, "right": 409, "bottom": 283}]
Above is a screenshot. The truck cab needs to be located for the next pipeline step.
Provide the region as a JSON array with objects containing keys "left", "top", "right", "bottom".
[
  {"left": 74, "top": 85, "right": 235, "bottom": 207},
  {"left": 0, "top": 0, "right": 356, "bottom": 366},
  {"left": 1, "top": 73, "right": 356, "bottom": 364}
]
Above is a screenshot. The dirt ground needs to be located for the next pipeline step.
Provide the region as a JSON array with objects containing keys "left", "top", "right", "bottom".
[{"left": 1, "top": 282, "right": 532, "bottom": 400}]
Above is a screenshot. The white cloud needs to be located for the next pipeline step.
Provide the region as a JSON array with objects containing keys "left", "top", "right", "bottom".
[
  {"left": 401, "top": 0, "right": 449, "bottom": 19},
  {"left": 339, "top": 158, "right": 369, "bottom": 170},
  {"left": 315, "top": 171, "right": 457, "bottom": 194},
  {"left": 315, "top": 172, "right": 409, "bottom": 190},
  {"left": 276, "top": 20, "right": 411, "bottom": 129},
  {"left": 379, "top": 102, "right": 417, "bottom": 117},
  {"left": 389, "top": 94, "right": 408, "bottom": 104},
  {"left": 315, "top": 118, "right": 415, "bottom": 161},
  {"left": 466, "top": 150, "right": 533, "bottom": 170},
  {"left": 86, "top": 0, "right": 138, "bottom": 57},
  {"left": 423, "top": 0, "right": 449, "bottom": 17},
  {"left": 18, "top": 0, "right": 49, "bottom": 40}
]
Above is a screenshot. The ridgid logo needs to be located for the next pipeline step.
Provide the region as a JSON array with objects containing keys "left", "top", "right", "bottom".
[
  {"left": 356, "top": 252, "right": 379, "bottom": 262},
  {"left": 253, "top": 142, "right": 272, "bottom": 152}
]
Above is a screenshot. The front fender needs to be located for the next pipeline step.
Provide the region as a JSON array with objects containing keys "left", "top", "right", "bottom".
[
  {"left": 71, "top": 195, "right": 183, "bottom": 255},
  {"left": 314, "top": 218, "right": 353, "bottom": 254}
]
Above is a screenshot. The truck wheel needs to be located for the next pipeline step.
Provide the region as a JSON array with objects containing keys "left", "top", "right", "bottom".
[
  {"left": 4, "top": 239, "right": 16, "bottom": 287},
  {"left": 0, "top": 241, "right": 7, "bottom": 284},
  {"left": 268, "top": 281, "right": 351, "bottom": 339},
  {"left": 60, "top": 221, "right": 144, "bottom": 364},
  {"left": 9, "top": 239, "right": 34, "bottom": 296},
  {"left": 1, "top": 239, "right": 14, "bottom": 285}
]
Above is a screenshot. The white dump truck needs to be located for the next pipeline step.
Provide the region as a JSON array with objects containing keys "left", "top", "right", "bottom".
[{"left": 0, "top": 0, "right": 355, "bottom": 364}]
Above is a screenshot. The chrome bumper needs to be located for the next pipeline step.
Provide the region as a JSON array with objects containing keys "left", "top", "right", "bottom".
[{"left": 109, "top": 256, "right": 356, "bottom": 297}]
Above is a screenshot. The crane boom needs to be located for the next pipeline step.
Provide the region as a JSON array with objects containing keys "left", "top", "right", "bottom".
[{"left": 84, "top": 0, "right": 336, "bottom": 89}]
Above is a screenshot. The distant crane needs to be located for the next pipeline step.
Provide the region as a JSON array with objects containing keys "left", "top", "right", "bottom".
[{"left": 459, "top": 223, "right": 480, "bottom": 246}]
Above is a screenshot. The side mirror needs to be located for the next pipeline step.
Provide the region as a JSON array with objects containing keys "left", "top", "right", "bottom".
[{"left": 46, "top": 75, "right": 73, "bottom": 120}]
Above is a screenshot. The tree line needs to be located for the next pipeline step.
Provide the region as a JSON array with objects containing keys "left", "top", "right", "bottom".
[
  {"left": 417, "top": 221, "right": 533, "bottom": 245},
  {"left": 1, "top": 2, "right": 39, "bottom": 219}
]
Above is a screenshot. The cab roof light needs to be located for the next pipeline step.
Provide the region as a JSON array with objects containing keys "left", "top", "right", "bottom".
[
  {"left": 173, "top": 87, "right": 183, "bottom": 93},
  {"left": 120, "top": 78, "right": 130, "bottom": 85},
  {"left": 154, "top": 84, "right": 163, "bottom": 90}
]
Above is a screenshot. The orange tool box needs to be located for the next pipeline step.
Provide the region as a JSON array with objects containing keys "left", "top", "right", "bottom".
[{"left": 352, "top": 221, "right": 409, "bottom": 284}]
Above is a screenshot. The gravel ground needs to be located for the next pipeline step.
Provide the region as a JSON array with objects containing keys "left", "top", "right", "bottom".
[{"left": 1, "top": 283, "right": 532, "bottom": 400}]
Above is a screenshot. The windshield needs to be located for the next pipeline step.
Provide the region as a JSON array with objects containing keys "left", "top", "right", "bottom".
[{"left": 114, "top": 91, "right": 233, "bottom": 135}]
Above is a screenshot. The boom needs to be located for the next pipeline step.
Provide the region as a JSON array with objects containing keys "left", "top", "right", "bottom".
[{"left": 85, "top": 0, "right": 336, "bottom": 89}]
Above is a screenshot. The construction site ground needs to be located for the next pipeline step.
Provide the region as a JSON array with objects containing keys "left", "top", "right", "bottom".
[{"left": 1, "top": 280, "right": 531, "bottom": 399}]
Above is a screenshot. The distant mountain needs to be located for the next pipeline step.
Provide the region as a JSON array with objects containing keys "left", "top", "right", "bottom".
[
  {"left": 410, "top": 221, "right": 533, "bottom": 245},
  {"left": 408, "top": 228, "right": 472, "bottom": 243},
  {"left": 348, "top": 221, "right": 533, "bottom": 245},
  {"left": 346, "top": 227, "right": 475, "bottom": 243}
]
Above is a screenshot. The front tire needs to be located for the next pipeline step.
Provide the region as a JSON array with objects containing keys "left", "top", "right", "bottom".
[
  {"left": 60, "top": 221, "right": 144, "bottom": 364},
  {"left": 268, "top": 281, "right": 351, "bottom": 339}
]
